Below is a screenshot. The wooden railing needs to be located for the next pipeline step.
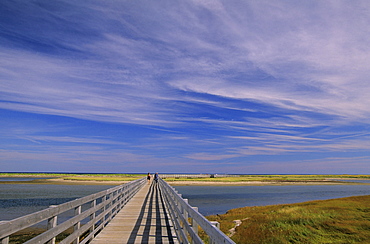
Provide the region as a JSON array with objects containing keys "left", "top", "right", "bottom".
[
  {"left": 158, "top": 178, "right": 235, "bottom": 244},
  {"left": 1, "top": 177, "right": 235, "bottom": 244},
  {"left": 0, "top": 177, "right": 145, "bottom": 244}
]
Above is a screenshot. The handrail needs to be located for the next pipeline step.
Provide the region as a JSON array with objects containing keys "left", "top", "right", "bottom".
[
  {"left": 1, "top": 177, "right": 235, "bottom": 244},
  {"left": 0, "top": 177, "right": 146, "bottom": 244},
  {"left": 158, "top": 178, "right": 235, "bottom": 244}
]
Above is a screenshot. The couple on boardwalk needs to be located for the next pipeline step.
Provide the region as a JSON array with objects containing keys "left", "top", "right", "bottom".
[{"left": 147, "top": 172, "right": 158, "bottom": 184}]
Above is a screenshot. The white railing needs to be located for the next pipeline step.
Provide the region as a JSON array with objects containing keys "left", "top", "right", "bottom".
[
  {"left": 1, "top": 177, "right": 235, "bottom": 244},
  {"left": 158, "top": 178, "right": 235, "bottom": 244},
  {"left": 0, "top": 177, "right": 145, "bottom": 244}
]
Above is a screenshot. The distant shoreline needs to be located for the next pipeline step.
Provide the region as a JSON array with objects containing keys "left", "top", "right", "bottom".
[
  {"left": 1, "top": 178, "right": 369, "bottom": 186},
  {"left": 165, "top": 180, "right": 367, "bottom": 186},
  {"left": 1, "top": 173, "right": 369, "bottom": 186}
]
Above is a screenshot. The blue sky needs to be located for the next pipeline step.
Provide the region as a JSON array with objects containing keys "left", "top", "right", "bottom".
[{"left": 1, "top": 0, "right": 370, "bottom": 174}]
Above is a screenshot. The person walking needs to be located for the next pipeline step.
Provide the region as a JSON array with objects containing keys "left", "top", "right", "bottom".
[
  {"left": 154, "top": 172, "right": 159, "bottom": 183},
  {"left": 147, "top": 173, "right": 151, "bottom": 184}
]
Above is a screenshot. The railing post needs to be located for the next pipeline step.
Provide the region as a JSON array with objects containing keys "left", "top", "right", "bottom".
[
  {"left": 90, "top": 200, "right": 96, "bottom": 234},
  {"left": 108, "top": 192, "right": 114, "bottom": 221},
  {"left": 47, "top": 205, "right": 58, "bottom": 244},
  {"left": 191, "top": 206, "right": 199, "bottom": 244},
  {"left": 183, "top": 199, "right": 189, "bottom": 220},
  {"left": 1, "top": 237, "right": 9, "bottom": 244},
  {"left": 46, "top": 216, "right": 57, "bottom": 244},
  {"left": 183, "top": 199, "right": 189, "bottom": 243},
  {"left": 117, "top": 188, "right": 123, "bottom": 210},
  {"left": 102, "top": 194, "right": 107, "bottom": 225},
  {"left": 73, "top": 205, "right": 82, "bottom": 244},
  {"left": 111, "top": 191, "right": 117, "bottom": 217},
  {"left": 177, "top": 193, "right": 182, "bottom": 216},
  {"left": 210, "top": 221, "right": 220, "bottom": 244}
]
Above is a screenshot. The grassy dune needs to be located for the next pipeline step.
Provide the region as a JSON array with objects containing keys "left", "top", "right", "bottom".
[{"left": 207, "top": 195, "right": 370, "bottom": 244}]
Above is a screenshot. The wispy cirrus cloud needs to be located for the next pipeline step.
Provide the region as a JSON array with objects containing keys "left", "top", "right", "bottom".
[
  {"left": 166, "top": 1, "right": 370, "bottom": 122},
  {"left": 1, "top": 0, "right": 369, "bottom": 173},
  {"left": 2, "top": 0, "right": 369, "bottom": 125}
]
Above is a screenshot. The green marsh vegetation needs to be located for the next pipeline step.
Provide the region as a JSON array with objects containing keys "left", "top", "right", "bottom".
[
  {"left": 207, "top": 195, "right": 370, "bottom": 244},
  {"left": 0, "top": 173, "right": 145, "bottom": 184},
  {"left": 60, "top": 174, "right": 144, "bottom": 182},
  {"left": 9, "top": 227, "right": 75, "bottom": 244},
  {"left": 1, "top": 173, "right": 369, "bottom": 184},
  {"left": 162, "top": 174, "right": 370, "bottom": 183}
]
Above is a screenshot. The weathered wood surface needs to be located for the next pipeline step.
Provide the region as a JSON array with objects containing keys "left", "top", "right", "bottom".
[
  {"left": 159, "top": 179, "right": 235, "bottom": 244},
  {"left": 1, "top": 177, "right": 235, "bottom": 244},
  {"left": 0, "top": 178, "right": 145, "bottom": 244},
  {"left": 91, "top": 182, "right": 178, "bottom": 244}
]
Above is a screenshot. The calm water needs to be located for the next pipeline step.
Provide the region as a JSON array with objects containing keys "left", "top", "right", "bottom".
[
  {"left": 0, "top": 184, "right": 112, "bottom": 221},
  {"left": 175, "top": 184, "right": 370, "bottom": 216},
  {"left": 0, "top": 183, "right": 369, "bottom": 221}
]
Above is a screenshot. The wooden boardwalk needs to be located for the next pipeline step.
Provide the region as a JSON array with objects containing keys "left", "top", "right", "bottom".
[{"left": 91, "top": 182, "right": 178, "bottom": 244}]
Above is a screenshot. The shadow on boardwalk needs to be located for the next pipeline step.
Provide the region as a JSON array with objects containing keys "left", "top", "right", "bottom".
[{"left": 91, "top": 182, "right": 178, "bottom": 244}]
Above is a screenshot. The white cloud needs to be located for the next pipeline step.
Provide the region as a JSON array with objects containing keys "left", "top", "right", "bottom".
[
  {"left": 1, "top": 0, "right": 370, "bottom": 173},
  {"left": 185, "top": 152, "right": 237, "bottom": 161},
  {"left": 5, "top": 0, "right": 369, "bottom": 127}
]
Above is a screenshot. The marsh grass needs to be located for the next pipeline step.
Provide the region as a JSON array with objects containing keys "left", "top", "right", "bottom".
[
  {"left": 8, "top": 227, "right": 45, "bottom": 244},
  {"left": 0, "top": 173, "right": 145, "bottom": 183},
  {"left": 207, "top": 195, "right": 370, "bottom": 244},
  {"left": 1, "top": 173, "right": 369, "bottom": 184},
  {"left": 9, "top": 227, "right": 76, "bottom": 244},
  {"left": 61, "top": 175, "right": 143, "bottom": 182},
  {"left": 163, "top": 174, "right": 370, "bottom": 183}
]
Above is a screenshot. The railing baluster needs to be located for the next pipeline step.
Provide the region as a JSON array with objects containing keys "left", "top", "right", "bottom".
[
  {"left": 158, "top": 178, "right": 235, "bottom": 244},
  {"left": 191, "top": 207, "right": 199, "bottom": 244},
  {"left": 108, "top": 192, "right": 113, "bottom": 221},
  {"left": 209, "top": 221, "right": 220, "bottom": 244},
  {"left": 0, "top": 177, "right": 146, "bottom": 244},
  {"left": 73, "top": 205, "right": 82, "bottom": 244},
  {"left": 0, "top": 176, "right": 235, "bottom": 244},
  {"left": 46, "top": 205, "right": 58, "bottom": 244},
  {"left": 46, "top": 214, "right": 57, "bottom": 244},
  {"left": 0, "top": 236, "right": 9, "bottom": 244},
  {"left": 183, "top": 199, "right": 189, "bottom": 241},
  {"left": 90, "top": 200, "right": 96, "bottom": 234}
]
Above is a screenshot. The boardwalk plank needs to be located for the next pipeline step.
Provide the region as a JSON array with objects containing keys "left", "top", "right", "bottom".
[{"left": 91, "top": 182, "right": 178, "bottom": 244}]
